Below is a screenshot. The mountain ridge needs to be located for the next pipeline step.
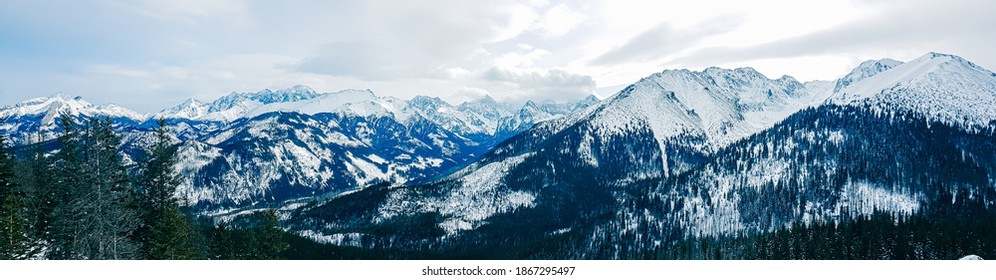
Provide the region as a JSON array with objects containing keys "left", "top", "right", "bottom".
[{"left": 285, "top": 52, "right": 996, "bottom": 258}]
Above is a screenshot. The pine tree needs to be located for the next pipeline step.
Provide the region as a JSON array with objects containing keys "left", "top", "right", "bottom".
[
  {"left": 254, "top": 209, "right": 288, "bottom": 260},
  {"left": 139, "top": 119, "right": 200, "bottom": 259},
  {"left": 209, "top": 221, "right": 238, "bottom": 260},
  {"left": 0, "top": 134, "right": 30, "bottom": 259},
  {"left": 147, "top": 206, "right": 197, "bottom": 259},
  {"left": 15, "top": 134, "right": 56, "bottom": 248},
  {"left": 49, "top": 114, "right": 140, "bottom": 259},
  {"left": 140, "top": 119, "right": 181, "bottom": 213}
]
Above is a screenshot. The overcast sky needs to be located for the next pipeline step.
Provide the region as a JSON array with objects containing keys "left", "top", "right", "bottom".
[{"left": 1, "top": 0, "right": 994, "bottom": 112}]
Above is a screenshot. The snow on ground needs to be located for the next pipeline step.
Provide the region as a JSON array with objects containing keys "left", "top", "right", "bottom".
[
  {"left": 959, "top": 255, "right": 984, "bottom": 260},
  {"left": 836, "top": 181, "right": 921, "bottom": 217},
  {"left": 374, "top": 152, "right": 538, "bottom": 235}
]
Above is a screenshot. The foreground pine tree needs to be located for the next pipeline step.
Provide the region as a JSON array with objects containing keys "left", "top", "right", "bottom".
[
  {"left": 139, "top": 119, "right": 201, "bottom": 259},
  {"left": 14, "top": 135, "right": 56, "bottom": 253},
  {"left": 48, "top": 114, "right": 140, "bottom": 259},
  {"left": 255, "top": 209, "right": 288, "bottom": 259},
  {"left": 147, "top": 206, "right": 198, "bottom": 259},
  {"left": 0, "top": 134, "right": 31, "bottom": 259}
]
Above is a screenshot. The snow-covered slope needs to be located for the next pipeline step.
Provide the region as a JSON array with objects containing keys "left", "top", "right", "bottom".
[
  {"left": 829, "top": 52, "right": 996, "bottom": 128},
  {"left": 245, "top": 89, "right": 415, "bottom": 123}
]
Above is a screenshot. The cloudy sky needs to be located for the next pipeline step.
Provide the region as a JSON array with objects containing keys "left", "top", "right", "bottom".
[{"left": 1, "top": 0, "right": 993, "bottom": 112}]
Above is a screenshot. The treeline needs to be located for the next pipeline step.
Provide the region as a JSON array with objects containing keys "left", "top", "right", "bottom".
[
  {"left": 0, "top": 113, "right": 288, "bottom": 260},
  {"left": 653, "top": 209, "right": 996, "bottom": 260}
]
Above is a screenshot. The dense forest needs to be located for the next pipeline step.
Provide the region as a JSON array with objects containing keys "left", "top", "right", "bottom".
[{"left": 656, "top": 209, "right": 996, "bottom": 260}]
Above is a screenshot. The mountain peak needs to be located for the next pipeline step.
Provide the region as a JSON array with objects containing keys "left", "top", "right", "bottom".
[
  {"left": 834, "top": 58, "right": 904, "bottom": 92},
  {"left": 911, "top": 52, "right": 983, "bottom": 70},
  {"left": 461, "top": 94, "right": 498, "bottom": 106},
  {"left": 922, "top": 51, "right": 966, "bottom": 61},
  {"left": 180, "top": 98, "right": 207, "bottom": 106},
  {"left": 458, "top": 94, "right": 506, "bottom": 114},
  {"left": 241, "top": 88, "right": 411, "bottom": 122},
  {"left": 410, "top": 95, "right": 445, "bottom": 105},
  {"left": 206, "top": 86, "right": 325, "bottom": 119},
  {"left": 830, "top": 52, "right": 996, "bottom": 128},
  {"left": 155, "top": 98, "right": 210, "bottom": 120},
  {"left": 285, "top": 84, "right": 316, "bottom": 94},
  {"left": 573, "top": 94, "right": 601, "bottom": 110},
  {"left": 331, "top": 88, "right": 377, "bottom": 98}
]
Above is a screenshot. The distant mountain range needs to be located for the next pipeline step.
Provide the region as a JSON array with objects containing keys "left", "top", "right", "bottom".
[{"left": 0, "top": 85, "right": 597, "bottom": 214}]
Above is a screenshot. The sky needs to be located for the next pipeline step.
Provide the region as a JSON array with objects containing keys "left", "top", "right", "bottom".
[{"left": 1, "top": 0, "right": 994, "bottom": 113}]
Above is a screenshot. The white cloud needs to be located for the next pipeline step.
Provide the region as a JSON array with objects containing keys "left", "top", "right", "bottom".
[
  {"left": 533, "top": 3, "right": 585, "bottom": 37},
  {"left": 491, "top": 4, "right": 541, "bottom": 42},
  {"left": 455, "top": 87, "right": 493, "bottom": 99},
  {"left": 130, "top": 0, "right": 250, "bottom": 25},
  {"left": 293, "top": 1, "right": 548, "bottom": 81},
  {"left": 494, "top": 48, "right": 552, "bottom": 69}
]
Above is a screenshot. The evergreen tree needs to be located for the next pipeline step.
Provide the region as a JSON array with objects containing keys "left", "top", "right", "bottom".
[
  {"left": 0, "top": 134, "right": 30, "bottom": 259},
  {"left": 15, "top": 134, "right": 56, "bottom": 248},
  {"left": 49, "top": 114, "right": 140, "bottom": 259},
  {"left": 209, "top": 221, "right": 238, "bottom": 260},
  {"left": 138, "top": 119, "right": 200, "bottom": 259},
  {"left": 254, "top": 209, "right": 289, "bottom": 260},
  {"left": 140, "top": 119, "right": 181, "bottom": 213},
  {"left": 147, "top": 206, "right": 198, "bottom": 259}
]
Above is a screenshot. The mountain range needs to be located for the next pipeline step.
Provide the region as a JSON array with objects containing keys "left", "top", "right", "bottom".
[
  {"left": 0, "top": 86, "right": 596, "bottom": 215},
  {"left": 2, "top": 52, "right": 994, "bottom": 259},
  {"left": 281, "top": 52, "right": 996, "bottom": 258}
]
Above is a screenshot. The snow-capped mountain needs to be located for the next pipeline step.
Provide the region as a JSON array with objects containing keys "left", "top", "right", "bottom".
[
  {"left": 833, "top": 58, "right": 903, "bottom": 92},
  {"left": 406, "top": 95, "right": 512, "bottom": 138},
  {"left": 0, "top": 94, "right": 145, "bottom": 122},
  {"left": 154, "top": 98, "right": 210, "bottom": 120},
  {"left": 404, "top": 94, "right": 584, "bottom": 144},
  {"left": 508, "top": 65, "right": 836, "bottom": 177},
  {"left": 175, "top": 110, "right": 489, "bottom": 212},
  {"left": 170, "top": 88, "right": 588, "bottom": 213},
  {"left": 244, "top": 89, "right": 413, "bottom": 122},
  {"left": 829, "top": 52, "right": 996, "bottom": 129},
  {"left": 286, "top": 52, "right": 996, "bottom": 259},
  {"left": 199, "top": 85, "right": 324, "bottom": 122},
  {"left": 572, "top": 94, "right": 602, "bottom": 111},
  {"left": 0, "top": 94, "right": 145, "bottom": 145}
]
